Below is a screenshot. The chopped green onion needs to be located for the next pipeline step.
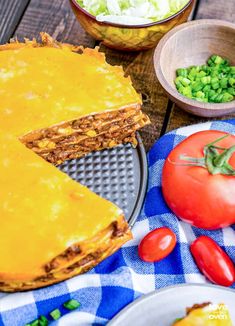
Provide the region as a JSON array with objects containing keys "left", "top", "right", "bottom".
[
  {"left": 201, "top": 76, "right": 211, "bottom": 85},
  {"left": 30, "top": 320, "right": 39, "bottom": 326},
  {"left": 50, "top": 309, "right": 61, "bottom": 321},
  {"left": 195, "top": 91, "right": 205, "bottom": 99},
  {"left": 222, "top": 93, "right": 234, "bottom": 102},
  {"left": 174, "top": 55, "right": 235, "bottom": 104},
  {"left": 39, "top": 315, "right": 49, "bottom": 326},
  {"left": 26, "top": 298, "right": 80, "bottom": 325},
  {"left": 220, "top": 78, "right": 228, "bottom": 88},
  {"left": 63, "top": 299, "right": 81, "bottom": 310},
  {"left": 231, "top": 66, "right": 235, "bottom": 74},
  {"left": 203, "top": 84, "right": 211, "bottom": 92},
  {"left": 214, "top": 55, "right": 224, "bottom": 65},
  {"left": 197, "top": 70, "right": 207, "bottom": 78},
  {"left": 212, "top": 82, "right": 220, "bottom": 90},
  {"left": 176, "top": 68, "right": 188, "bottom": 77},
  {"left": 229, "top": 77, "right": 235, "bottom": 87},
  {"left": 228, "top": 87, "right": 235, "bottom": 96},
  {"left": 192, "top": 81, "right": 203, "bottom": 92}
]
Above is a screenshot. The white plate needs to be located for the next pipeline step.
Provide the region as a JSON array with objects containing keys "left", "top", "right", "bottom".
[{"left": 108, "top": 284, "right": 235, "bottom": 326}]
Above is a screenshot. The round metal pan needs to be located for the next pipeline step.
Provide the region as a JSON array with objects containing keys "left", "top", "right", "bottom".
[{"left": 58, "top": 132, "right": 148, "bottom": 227}]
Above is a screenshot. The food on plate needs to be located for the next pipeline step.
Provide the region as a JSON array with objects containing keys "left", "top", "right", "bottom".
[
  {"left": 162, "top": 130, "right": 235, "bottom": 229},
  {"left": 190, "top": 236, "right": 235, "bottom": 287},
  {"left": 0, "top": 33, "right": 150, "bottom": 292},
  {"left": 173, "top": 302, "right": 232, "bottom": 325},
  {"left": 138, "top": 227, "right": 176, "bottom": 262},
  {"left": 76, "top": 0, "right": 190, "bottom": 25},
  {"left": 175, "top": 55, "right": 235, "bottom": 103}
]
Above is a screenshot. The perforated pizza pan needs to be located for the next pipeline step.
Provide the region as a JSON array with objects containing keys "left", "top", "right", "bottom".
[{"left": 58, "top": 133, "right": 148, "bottom": 227}]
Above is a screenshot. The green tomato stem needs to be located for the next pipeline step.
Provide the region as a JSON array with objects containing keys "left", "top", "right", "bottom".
[{"left": 178, "top": 134, "right": 235, "bottom": 176}]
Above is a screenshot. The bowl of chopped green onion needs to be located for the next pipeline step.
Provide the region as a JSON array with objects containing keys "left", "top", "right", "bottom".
[
  {"left": 69, "top": 0, "right": 194, "bottom": 51},
  {"left": 154, "top": 19, "right": 235, "bottom": 117}
]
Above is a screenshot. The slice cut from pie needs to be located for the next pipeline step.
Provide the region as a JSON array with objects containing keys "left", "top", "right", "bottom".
[
  {"left": 0, "top": 34, "right": 150, "bottom": 292},
  {"left": 1, "top": 33, "right": 149, "bottom": 165}
]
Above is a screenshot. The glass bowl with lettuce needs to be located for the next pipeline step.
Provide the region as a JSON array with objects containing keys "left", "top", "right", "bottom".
[{"left": 69, "top": 0, "right": 194, "bottom": 51}]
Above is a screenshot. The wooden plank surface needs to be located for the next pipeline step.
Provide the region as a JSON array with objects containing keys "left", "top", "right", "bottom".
[
  {"left": 166, "top": 0, "right": 235, "bottom": 132},
  {"left": 14, "top": 0, "right": 95, "bottom": 47},
  {"left": 196, "top": 0, "right": 235, "bottom": 21},
  {"left": 0, "top": 0, "right": 30, "bottom": 43}
]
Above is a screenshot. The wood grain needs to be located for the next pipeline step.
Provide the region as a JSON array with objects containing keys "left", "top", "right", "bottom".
[
  {"left": 196, "top": 0, "right": 235, "bottom": 22},
  {"left": 166, "top": 0, "right": 235, "bottom": 132},
  {"left": 0, "top": 0, "right": 30, "bottom": 43},
  {"left": 14, "top": 0, "right": 95, "bottom": 47}
]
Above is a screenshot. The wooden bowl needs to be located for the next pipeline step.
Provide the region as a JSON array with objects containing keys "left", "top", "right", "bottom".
[{"left": 154, "top": 20, "right": 235, "bottom": 117}]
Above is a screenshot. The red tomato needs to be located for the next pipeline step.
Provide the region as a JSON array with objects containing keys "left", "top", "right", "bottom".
[
  {"left": 162, "top": 130, "right": 235, "bottom": 229},
  {"left": 190, "top": 236, "right": 235, "bottom": 287},
  {"left": 138, "top": 227, "right": 177, "bottom": 262}
]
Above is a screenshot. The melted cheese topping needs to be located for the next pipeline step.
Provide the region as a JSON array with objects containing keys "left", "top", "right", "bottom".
[
  {"left": 0, "top": 46, "right": 141, "bottom": 135},
  {"left": 0, "top": 44, "right": 138, "bottom": 280}
]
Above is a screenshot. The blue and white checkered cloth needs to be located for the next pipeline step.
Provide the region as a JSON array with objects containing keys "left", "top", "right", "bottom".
[{"left": 1, "top": 119, "right": 235, "bottom": 326}]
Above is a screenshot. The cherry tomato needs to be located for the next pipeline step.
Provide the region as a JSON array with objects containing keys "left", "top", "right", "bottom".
[
  {"left": 138, "top": 227, "right": 177, "bottom": 262},
  {"left": 190, "top": 236, "right": 235, "bottom": 287},
  {"left": 162, "top": 130, "right": 235, "bottom": 229}
]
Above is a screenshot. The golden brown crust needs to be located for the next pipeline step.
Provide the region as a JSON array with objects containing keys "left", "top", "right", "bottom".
[
  {"left": 0, "top": 32, "right": 107, "bottom": 65},
  {"left": 0, "top": 32, "right": 83, "bottom": 53},
  {"left": 0, "top": 215, "right": 131, "bottom": 292}
]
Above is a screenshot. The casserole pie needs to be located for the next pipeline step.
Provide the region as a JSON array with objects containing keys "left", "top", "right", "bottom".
[{"left": 0, "top": 33, "right": 150, "bottom": 292}]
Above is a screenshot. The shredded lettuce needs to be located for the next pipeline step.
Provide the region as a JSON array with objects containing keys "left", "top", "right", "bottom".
[{"left": 77, "top": 0, "right": 189, "bottom": 25}]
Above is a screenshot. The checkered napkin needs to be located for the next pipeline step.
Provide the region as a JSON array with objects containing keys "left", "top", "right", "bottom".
[{"left": 1, "top": 119, "right": 235, "bottom": 326}]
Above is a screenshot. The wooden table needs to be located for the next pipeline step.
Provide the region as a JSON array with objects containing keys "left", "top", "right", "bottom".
[{"left": 1, "top": 0, "right": 235, "bottom": 150}]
